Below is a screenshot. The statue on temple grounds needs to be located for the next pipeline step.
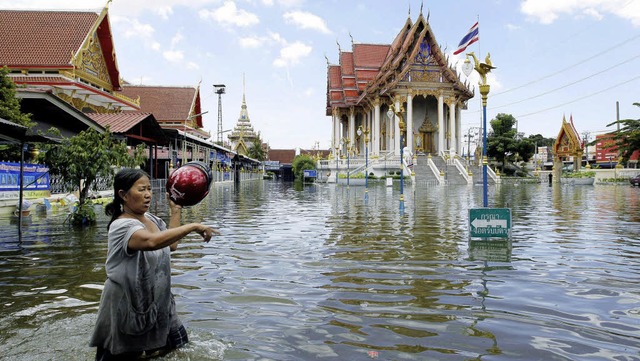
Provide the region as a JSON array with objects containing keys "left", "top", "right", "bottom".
[{"left": 466, "top": 52, "right": 496, "bottom": 85}]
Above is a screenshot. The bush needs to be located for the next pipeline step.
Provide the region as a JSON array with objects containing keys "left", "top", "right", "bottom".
[
  {"left": 338, "top": 172, "right": 365, "bottom": 179},
  {"left": 563, "top": 171, "right": 596, "bottom": 178},
  {"left": 292, "top": 154, "right": 316, "bottom": 180}
]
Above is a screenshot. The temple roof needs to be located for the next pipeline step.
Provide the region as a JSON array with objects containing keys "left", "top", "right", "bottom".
[
  {"left": 326, "top": 13, "right": 473, "bottom": 114},
  {"left": 0, "top": 7, "right": 140, "bottom": 111},
  {"left": 120, "top": 86, "right": 198, "bottom": 122},
  {"left": 119, "top": 84, "right": 208, "bottom": 139},
  {"left": 228, "top": 80, "right": 260, "bottom": 155},
  {"left": 0, "top": 9, "right": 121, "bottom": 90},
  {"left": 554, "top": 115, "right": 583, "bottom": 156}
]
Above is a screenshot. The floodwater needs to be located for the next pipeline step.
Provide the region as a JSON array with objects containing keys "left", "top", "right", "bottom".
[{"left": 0, "top": 180, "right": 639, "bottom": 360}]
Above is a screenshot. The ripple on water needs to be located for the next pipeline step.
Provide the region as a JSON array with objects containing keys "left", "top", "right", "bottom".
[{"left": 0, "top": 182, "right": 639, "bottom": 360}]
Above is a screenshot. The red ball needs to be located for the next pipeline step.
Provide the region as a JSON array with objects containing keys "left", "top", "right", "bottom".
[{"left": 166, "top": 161, "right": 213, "bottom": 206}]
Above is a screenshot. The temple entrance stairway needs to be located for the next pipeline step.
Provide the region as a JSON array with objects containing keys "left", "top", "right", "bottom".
[
  {"left": 413, "top": 154, "right": 441, "bottom": 185},
  {"left": 413, "top": 154, "right": 477, "bottom": 185}
]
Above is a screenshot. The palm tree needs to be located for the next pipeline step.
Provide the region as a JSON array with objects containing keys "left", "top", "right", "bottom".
[{"left": 247, "top": 138, "right": 266, "bottom": 161}]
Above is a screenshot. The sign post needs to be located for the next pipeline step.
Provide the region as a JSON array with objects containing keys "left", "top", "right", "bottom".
[
  {"left": 303, "top": 169, "right": 317, "bottom": 183},
  {"left": 469, "top": 208, "right": 512, "bottom": 239}
]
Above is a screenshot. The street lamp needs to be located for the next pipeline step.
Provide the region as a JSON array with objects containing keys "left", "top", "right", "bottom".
[
  {"left": 357, "top": 125, "right": 370, "bottom": 195},
  {"left": 387, "top": 104, "right": 405, "bottom": 206},
  {"left": 462, "top": 52, "right": 495, "bottom": 208},
  {"left": 214, "top": 84, "right": 226, "bottom": 145}
]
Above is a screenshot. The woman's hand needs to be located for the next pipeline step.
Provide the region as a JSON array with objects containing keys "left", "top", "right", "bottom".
[
  {"left": 167, "top": 193, "right": 183, "bottom": 215},
  {"left": 195, "top": 224, "right": 219, "bottom": 242}
]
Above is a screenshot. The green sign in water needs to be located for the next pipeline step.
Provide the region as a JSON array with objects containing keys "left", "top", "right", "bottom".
[{"left": 469, "top": 208, "right": 512, "bottom": 239}]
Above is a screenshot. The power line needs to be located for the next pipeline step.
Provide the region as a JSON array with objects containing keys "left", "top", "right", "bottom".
[
  {"left": 491, "top": 32, "right": 640, "bottom": 98},
  {"left": 516, "top": 74, "right": 640, "bottom": 118},
  {"left": 487, "top": 53, "right": 640, "bottom": 110}
]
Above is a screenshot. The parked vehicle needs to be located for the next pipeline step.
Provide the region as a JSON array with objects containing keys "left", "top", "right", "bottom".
[{"left": 630, "top": 174, "right": 640, "bottom": 187}]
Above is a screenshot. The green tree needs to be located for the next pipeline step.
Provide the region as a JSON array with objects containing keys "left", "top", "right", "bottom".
[
  {"left": 291, "top": 154, "right": 316, "bottom": 180},
  {"left": 527, "top": 134, "right": 555, "bottom": 148},
  {"left": 247, "top": 138, "right": 266, "bottom": 161},
  {"left": 38, "top": 127, "right": 147, "bottom": 225},
  {"left": 606, "top": 102, "right": 640, "bottom": 163},
  {"left": 0, "top": 66, "right": 34, "bottom": 160},
  {"left": 487, "top": 113, "right": 519, "bottom": 173}
]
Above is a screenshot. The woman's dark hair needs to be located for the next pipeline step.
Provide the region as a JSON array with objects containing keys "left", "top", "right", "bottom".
[{"left": 105, "top": 168, "right": 150, "bottom": 229}]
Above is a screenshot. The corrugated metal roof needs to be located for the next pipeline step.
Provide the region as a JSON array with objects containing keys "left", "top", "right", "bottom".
[{"left": 86, "top": 112, "right": 153, "bottom": 133}]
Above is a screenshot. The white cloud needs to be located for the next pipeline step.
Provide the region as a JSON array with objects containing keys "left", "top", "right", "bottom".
[
  {"left": 505, "top": 23, "right": 521, "bottom": 31},
  {"left": 154, "top": 5, "right": 173, "bottom": 19},
  {"left": 303, "top": 87, "right": 314, "bottom": 97},
  {"left": 239, "top": 36, "right": 263, "bottom": 49},
  {"left": 186, "top": 62, "right": 200, "bottom": 70},
  {"left": 520, "top": 0, "right": 640, "bottom": 26},
  {"left": 170, "top": 31, "right": 184, "bottom": 47},
  {"left": 273, "top": 41, "right": 312, "bottom": 68},
  {"left": 239, "top": 31, "right": 286, "bottom": 49},
  {"left": 199, "top": 1, "right": 259, "bottom": 27},
  {"left": 113, "top": 16, "right": 155, "bottom": 39},
  {"left": 163, "top": 49, "right": 184, "bottom": 62},
  {"left": 275, "top": 0, "right": 303, "bottom": 7},
  {"left": 283, "top": 10, "right": 331, "bottom": 34}
]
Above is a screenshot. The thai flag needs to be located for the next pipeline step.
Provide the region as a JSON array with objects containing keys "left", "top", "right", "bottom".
[{"left": 453, "top": 22, "right": 479, "bottom": 55}]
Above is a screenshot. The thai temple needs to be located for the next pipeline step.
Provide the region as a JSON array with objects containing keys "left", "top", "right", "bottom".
[
  {"left": 228, "top": 76, "right": 261, "bottom": 156},
  {"left": 321, "top": 9, "right": 486, "bottom": 185},
  {"left": 0, "top": 2, "right": 261, "bottom": 214}
]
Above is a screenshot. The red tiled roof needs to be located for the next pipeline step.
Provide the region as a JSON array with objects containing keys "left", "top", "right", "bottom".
[
  {"left": 340, "top": 52, "right": 354, "bottom": 76},
  {"left": 353, "top": 44, "right": 389, "bottom": 68},
  {"left": 0, "top": 10, "right": 96, "bottom": 67},
  {"left": 268, "top": 149, "right": 331, "bottom": 164},
  {"left": 119, "top": 85, "right": 199, "bottom": 124},
  {"left": 268, "top": 149, "right": 296, "bottom": 164},
  {"left": 0, "top": 9, "right": 123, "bottom": 90}
]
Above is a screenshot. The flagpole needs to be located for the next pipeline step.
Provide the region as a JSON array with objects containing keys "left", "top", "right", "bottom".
[{"left": 476, "top": 14, "right": 481, "bottom": 61}]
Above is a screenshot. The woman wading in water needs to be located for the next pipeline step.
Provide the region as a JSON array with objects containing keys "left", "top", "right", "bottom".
[{"left": 90, "top": 168, "right": 218, "bottom": 360}]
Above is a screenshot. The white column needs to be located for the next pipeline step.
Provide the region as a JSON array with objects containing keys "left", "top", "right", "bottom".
[
  {"left": 438, "top": 93, "right": 444, "bottom": 155},
  {"left": 449, "top": 101, "right": 456, "bottom": 154},
  {"left": 456, "top": 105, "right": 461, "bottom": 154},
  {"left": 406, "top": 93, "right": 413, "bottom": 153},
  {"left": 374, "top": 100, "right": 380, "bottom": 156},
  {"left": 349, "top": 107, "right": 355, "bottom": 152},
  {"left": 394, "top": 98, "right": 401, "bottom": 156},
  {"left": 332, "top": 110, "right": 339, "bottom": 158}
]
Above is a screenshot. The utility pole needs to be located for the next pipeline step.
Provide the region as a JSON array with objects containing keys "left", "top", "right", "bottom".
[{"left": 582, "top": 131, "right": 591, "bottom": 168}]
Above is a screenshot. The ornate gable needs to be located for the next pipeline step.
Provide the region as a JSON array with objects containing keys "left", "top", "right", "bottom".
[
  {"left": 72, "top": 31, "right": 112, "bottom": 90},
  {"left": 71, "top": 5, "right": 121, "bottom": 92},
  {"left": 554, "top": 115, "right": 583, "bottom": 157},
  {"left": 363, "top": 13, "right": 472, "bottom": 100}
]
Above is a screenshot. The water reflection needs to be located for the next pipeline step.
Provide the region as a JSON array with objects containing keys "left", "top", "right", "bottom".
[{"left": 0, "top": 182, "right": 639, "bottom": 360}]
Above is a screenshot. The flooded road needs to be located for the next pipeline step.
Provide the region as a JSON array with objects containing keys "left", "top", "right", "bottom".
[{"left": 0, "top": 181, "right": 639, "bottom": 360}]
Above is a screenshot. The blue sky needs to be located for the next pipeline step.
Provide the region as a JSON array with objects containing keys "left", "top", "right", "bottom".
[{"left": 2, "top": 0, "right": 640, "bottom": 149}]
